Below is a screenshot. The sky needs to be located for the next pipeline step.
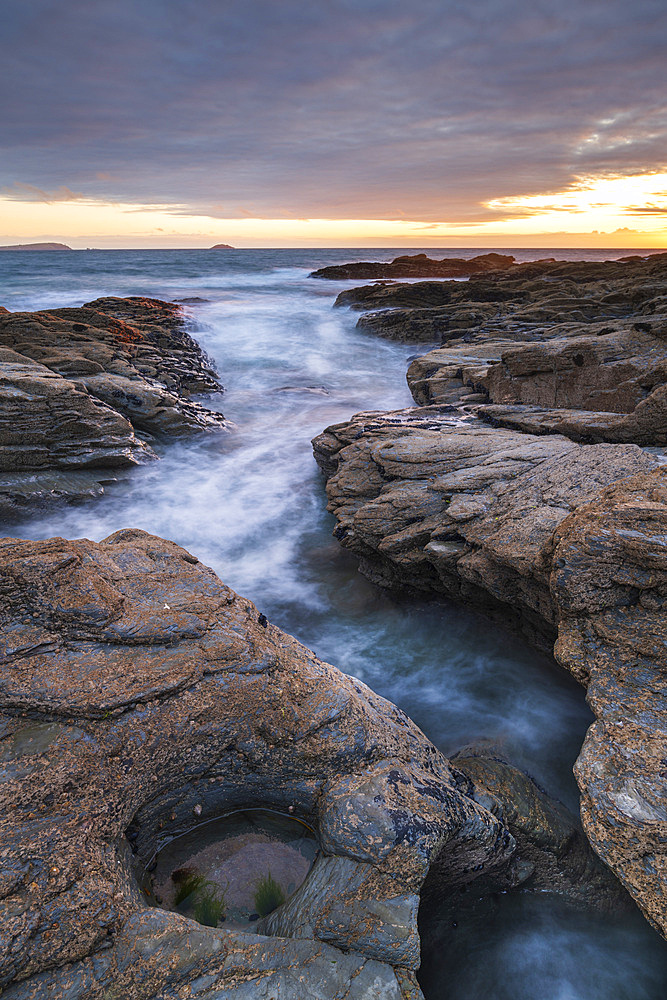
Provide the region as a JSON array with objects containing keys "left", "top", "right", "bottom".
[{"left": 1, "top": 0, "right": 666, "bottom": 248}]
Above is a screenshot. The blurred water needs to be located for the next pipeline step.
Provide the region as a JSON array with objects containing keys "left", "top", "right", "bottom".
[
  {"left": 1, "top": 247, "right": 666, "bottom": 997},
  {"left": 419, "top": 894, "right": 667, "bottom": 1000}
]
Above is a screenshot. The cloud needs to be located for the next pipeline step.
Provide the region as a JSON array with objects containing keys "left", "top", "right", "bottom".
[
  {"left": 0, "top": 0, "right": 665, "bottom": 222},
  {"left": 1, "top": 182, "right": 86, "bottom": 203},
  {"left": 623, "top": 205, "right": 667, "bottom": 215}
]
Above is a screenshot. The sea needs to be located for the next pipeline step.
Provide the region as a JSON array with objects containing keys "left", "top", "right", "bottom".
[{"left": 1, "top": 247, "right": 666, "bottom": 999}]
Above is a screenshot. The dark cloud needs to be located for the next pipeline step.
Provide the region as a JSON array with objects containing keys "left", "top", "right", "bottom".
[{"left": 1, "top": 0, "right": 665, "bottom": 220}]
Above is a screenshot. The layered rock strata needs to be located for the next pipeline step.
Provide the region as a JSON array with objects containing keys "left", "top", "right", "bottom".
[
  {"left": 334, "top": 254, "right": 667, "bottom": 447},
  {"left": 313, "top": 409, "right": 660, "bottom": 644},
  {"left": 335, "top": 253, "right": 666, "bottom": 334},
  {"left": 0, "top": 297, "right": 230, "bottom": 513}
]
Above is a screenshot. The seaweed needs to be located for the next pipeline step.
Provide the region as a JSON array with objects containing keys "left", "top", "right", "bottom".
[
  {"left": 253, "top": 871, "right": 286, "bottom": 917},
  {"left": 171, "top": 866, "right": 227, "bottom": 925},
  {"left": 193, "top": 882, "right": 227, "bottom": 926},
  {"left": 172, "top": 868, "right": 207, "bottom": 907}
]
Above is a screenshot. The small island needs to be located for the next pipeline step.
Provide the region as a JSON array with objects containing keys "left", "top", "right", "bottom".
[
  {"left": 0, "top": 242, "right": 73, "bottom": 251},
  {"left": 209, "top": 243, "right": 235, "bottom": 249}
]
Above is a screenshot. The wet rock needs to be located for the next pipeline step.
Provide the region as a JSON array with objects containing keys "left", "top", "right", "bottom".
[
  {"left": 313, "top": 407, "right": 667, "bottom": 935},
  {"left": 550, "top": 470, "right": 667, "bottom": 936},
  {"left": 0, "top": 297, "right": 232, "bottom": 511},
  {"left": 0, "top": 529, "right": 517, "bottom": 998},
  {"left": 310, "top": 252, "right": 516, "bottom": 280},
  {"left": 0, "top": 348, "right": 153, "bottom": 495},
  {"left": 450, "top": 743, "right": 626, "bottom": 910},
  {"left": 313, "top": 251, "right": 667, "bottom": 940}
]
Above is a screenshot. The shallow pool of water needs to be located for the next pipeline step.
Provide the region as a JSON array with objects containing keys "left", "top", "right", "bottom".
[{"left": 144, "top": 809, "right": 318, "bottom": 930}]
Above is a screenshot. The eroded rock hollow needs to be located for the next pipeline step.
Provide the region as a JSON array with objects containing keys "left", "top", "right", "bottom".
[{"left": 0, "top": 528, "right": 522, "bottom": 999}]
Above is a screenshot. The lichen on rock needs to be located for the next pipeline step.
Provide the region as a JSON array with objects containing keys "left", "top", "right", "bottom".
[{"left": 0, "top": 529, "right": 520, "bottom": 998}]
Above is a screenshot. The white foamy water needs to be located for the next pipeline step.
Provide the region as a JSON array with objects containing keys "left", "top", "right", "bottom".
[{"left": 1, "top": 248, "right": 666, "bottom": 998}]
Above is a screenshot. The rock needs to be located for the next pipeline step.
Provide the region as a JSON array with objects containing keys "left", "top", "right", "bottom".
[
  {"left": 313, "top": 409, "right": 658, "bottom": 647},
  {"left": 449, "top": 744, "right": 626, "bottom": 911},
  {"left": 483, "top": 327, "right": 667, "bottom": 415},
  {"left": 311, "top": 253, "right": 516, "bottom": 280},
  {"left": 312, "top": 405, "right": 667, "bottom": 935},
  {"left": 406, "top": 325, "right": 667, "bottom": 446},
  {"left": 81, "top": 297, "right": 222, "bottom": 396},
  {"left": 335, "top": 253, "right": 667, "bottom": 345},
  {"left": 0, "top": 469, "right": 128, "bottom": 518},
  {"left": 549, "top": 470, "right": 667, "bottom": 936},
  {"left": 384, "top": 257, "right": 667, "bottom": 447},
  {"left": 0, "top": 298, "right": 232, "bottom": 510},
  {"left": 0, "top": 529, "right": 520, "bottom": 998},
  {"left": 0, "top": 349, "right": 152, "bottom": 472},
  {"left": 476, "top": 395, "right": 667, "bottom": 447},
  {"left": 407, "top": 342, "right": 521, "bottom": 406}
]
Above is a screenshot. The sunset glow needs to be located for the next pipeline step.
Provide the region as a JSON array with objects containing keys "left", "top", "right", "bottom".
[
  {"left": 1, "top": 2, "right": 665, "bottom": 248},
  {"left": 1, "top": 169, "right": 665, "bottom": 249}
]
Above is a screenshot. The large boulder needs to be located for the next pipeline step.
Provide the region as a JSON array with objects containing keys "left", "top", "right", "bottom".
[{"left": 0, "top": 529, "right": 521, "bottom": 999}]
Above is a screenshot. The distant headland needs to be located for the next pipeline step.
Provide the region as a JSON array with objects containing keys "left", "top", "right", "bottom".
[
  {"left": 209, "top": 243, "right": 235, "bottom": 249},
  {"left": 0, "top": 242, "right": 73, "bottom": 251}
]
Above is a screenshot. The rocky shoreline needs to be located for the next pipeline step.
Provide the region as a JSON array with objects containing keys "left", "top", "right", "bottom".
[
  {"left": 0, "top": 296, "right": 231, "bottom": 515},
  {"left": 314, "top": 251, "right": 667, "bottom": 937},
  {"left": 1, "top": 257, "right": 665, "bottom": 998},
  {"left": 0, "top": 530, "right": 624, "bottom": 999}
]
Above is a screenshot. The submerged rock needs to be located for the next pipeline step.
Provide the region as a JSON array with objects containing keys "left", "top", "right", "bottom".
[
  {"left": 450, "top": 743, "right": 626, "bottom": 911},
  {"left": 0, "top": 297, "right": 232, "bottom": 513}
]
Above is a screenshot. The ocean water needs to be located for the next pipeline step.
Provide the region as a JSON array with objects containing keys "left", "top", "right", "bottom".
[{"left": 1, "top": 247, "right": 666, "bottom": 998}]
